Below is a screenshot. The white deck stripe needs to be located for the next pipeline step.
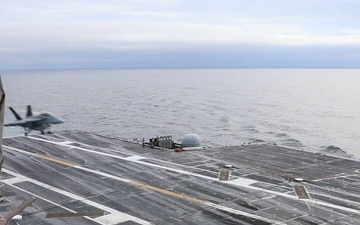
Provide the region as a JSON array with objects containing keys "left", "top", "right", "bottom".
[
  {"left": 3, "top": 145, "right": 284, "bottom": 224},
  {"left": 2, "top": 169, "right": 152, "bottom": 225},
  {"left": 125, "top": 155, "right": 147, "bottom": 161},
  {"left": 203, "top": 202, "right": 286, "bottom": 225},
  {"left": 74, "top": 166, "right": 130, "bottom": 183},
  {"left": 27, "top": 136, "right": 219, "bottom": 181},
  {"left": 226, "top": 177, "right": 257, "bottom": 186},
  {"left": 3, "top": 169, "right": 278, "bottom": 224},
  {"left": 4, "top": 145, "right": 37, "bottom": 156},
  {"left": 28, "top": 136, "right": 227, "bottom": 176},
  {"left": 24, "top": 136, "right": 360, "bottom": 215},
  {"left": 3, "top": 181, "right": 87, "bottom": 220}
]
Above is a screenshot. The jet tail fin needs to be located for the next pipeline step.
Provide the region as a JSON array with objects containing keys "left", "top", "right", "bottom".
[
  {"left": 26, "top": 105, "right": 32, "bottom": 117},
  {"left": 9, "top": 107, "right": 22, "bottom": 120}
]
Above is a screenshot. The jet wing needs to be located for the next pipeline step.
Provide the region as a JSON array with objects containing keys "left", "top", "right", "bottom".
[
  {"left": 4, "top": 121, "right": 28, "bottom": 127},
  {"left": 5, "top": 118, "right": 44, "bottom": 126}
]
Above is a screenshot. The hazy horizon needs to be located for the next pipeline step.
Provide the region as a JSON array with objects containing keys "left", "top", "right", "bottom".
[
  {"left": 2, "top": 1, "right": 360, "bottom": 70},
  {"left": 3, "top": 67, "right": 360, "bottom": 73}
]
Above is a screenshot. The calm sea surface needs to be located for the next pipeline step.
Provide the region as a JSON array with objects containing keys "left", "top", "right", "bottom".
[{"left": 2, "top": 69, "right": 360, "bottom": 158}]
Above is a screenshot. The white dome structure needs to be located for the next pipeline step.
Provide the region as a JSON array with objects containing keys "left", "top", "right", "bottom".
[{"left": 181, "top": 134, "right": 201, "bottom": 147}]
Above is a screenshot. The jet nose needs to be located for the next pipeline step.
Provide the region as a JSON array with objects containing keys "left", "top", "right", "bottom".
[{"left": 53, "top": 117, "right": 64, "bottom": 124}]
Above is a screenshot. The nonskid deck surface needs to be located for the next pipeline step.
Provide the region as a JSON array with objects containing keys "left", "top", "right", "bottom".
[{"left": 1, "top": 131, "right": 360, "bottom": 225}]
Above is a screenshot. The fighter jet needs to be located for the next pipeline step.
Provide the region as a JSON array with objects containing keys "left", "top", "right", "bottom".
[{"left": 5, "top": 105, "right": 64, "bottom": 136}]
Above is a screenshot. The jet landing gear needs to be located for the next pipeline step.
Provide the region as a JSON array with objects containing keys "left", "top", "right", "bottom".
[
  {"left": 41, "top": 130, "right": 53, "bottom": 135},
  {"left": 24, "top": 129, "right": 48, "bottom": 136},
  {"left": 24, "top": 128, "right": 31, "bottom": 137}
]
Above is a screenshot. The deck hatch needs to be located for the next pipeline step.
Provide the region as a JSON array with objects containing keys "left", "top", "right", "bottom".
[
  {"left": 293, "top": 185, "right": 310, "bottom": 199},
  {"left": 218, "top": 169, "right": 231, "bottom": 181}
]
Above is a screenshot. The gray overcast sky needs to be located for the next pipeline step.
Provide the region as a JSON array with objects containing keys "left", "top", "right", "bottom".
[{"left": 1, "top": 0, "right": 360, "bottom": 69}]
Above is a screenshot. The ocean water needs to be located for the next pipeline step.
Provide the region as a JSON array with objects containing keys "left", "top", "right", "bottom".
[{"left": 2, "top": 69, "right": 360, "bottom": 158}]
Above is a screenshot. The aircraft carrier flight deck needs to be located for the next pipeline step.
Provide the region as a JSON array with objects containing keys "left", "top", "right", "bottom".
[{"left": 1, "top": 131, "right": 360, "bottom": 225}]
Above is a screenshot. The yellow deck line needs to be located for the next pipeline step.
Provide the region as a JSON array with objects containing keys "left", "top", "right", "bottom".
[
  {"left": 129, "top": 181, "right": 205, "bottom": 204},
  {"left": 36, "top": 154, "right": 76, "bottom": 167},
  {"left": 33, "top": 152, "right": 204, "bottom": 204},
  {"left": 4, "top": 145, "right": 284, "bottom": 224}
]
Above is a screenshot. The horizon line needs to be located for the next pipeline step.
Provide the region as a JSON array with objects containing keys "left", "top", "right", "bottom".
[{"left": 2, "top": 66, "right": 360, "bottom": 72}]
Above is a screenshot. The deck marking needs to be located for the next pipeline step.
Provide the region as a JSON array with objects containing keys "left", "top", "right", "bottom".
[
  {"left": 3, "top": 145, "right": 285, "bottom": 225},
  {"left": 203, "top": 202, "right": 286, "bottom": 225},
  {"left": 1, "top": 177, "right": 27, "bottom": 185},
  {"left": 4, "top": 145, "right": 37, "bottom": 155},
  {"left": 2, "top": 169, "right": 152, "bottom": 225},
  {"left": 3, "top": 181, "right": 87, "bottom": 219},
  {"left": 23, "top": 137, "right": 360, "bottom": 213},
  {"left": 227, "top": 177, "right": 257, "bottom": 186},
  {"left": 8, "top": 139, "right": 360, "bottom": 218},
  {"left": 36, "top": 154, "right": 76, "bottom": 167},
  {"left": 312, "top": 174, "right": 356, "bottom": 182},
  {"left": 6, "top": 143, "right": 360, "bottom": 216},
  {"left": 129, "top": 180, "right": 205, "bottom": 204},
  {"left": 125, "top": 155, "right": 146, "bottom": 161},
  {"left": 27, "top": 136, "right": 224, "bottom": 176},
  {"left": 27, "top": 137, "right": 219, "bottom": 181},
  {"left": 4, "top": 145, "right": 75, "bottom": 168},
  {"left": 74, "top": 166, "right": 130, "bottom": 183}
]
